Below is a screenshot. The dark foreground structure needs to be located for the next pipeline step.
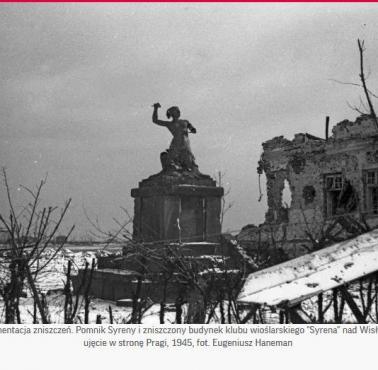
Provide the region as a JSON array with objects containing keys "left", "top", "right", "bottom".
[{"left": 238, "top": 229, "right": 378, "bottom": 324}]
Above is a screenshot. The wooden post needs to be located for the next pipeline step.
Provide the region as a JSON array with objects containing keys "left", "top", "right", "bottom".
[
  {"left": 318, "top": 293, "right": 324, "bottom": 323},
  {"left": 285, "top": 309, "right": 291, "bottom": 324},
  {"left": 333, "top": 288, "right": 339, "bottom": 323},
  {"left": 325, "top": 116, "right": 330, "bottom": 140},
  {"left": 108, "top": 305, "right": 113, "bottom": 324}
]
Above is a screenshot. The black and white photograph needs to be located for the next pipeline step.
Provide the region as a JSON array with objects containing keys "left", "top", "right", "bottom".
[{"left": 2, "top": 2, "right": 378, "bottom": 328}]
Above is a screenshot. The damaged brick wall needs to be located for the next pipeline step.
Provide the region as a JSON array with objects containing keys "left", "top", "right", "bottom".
[{"left": 239, "top": 115, "right": 378, "bottom": 258}]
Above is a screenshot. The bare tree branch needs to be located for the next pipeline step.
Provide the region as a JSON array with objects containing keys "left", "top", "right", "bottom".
[{"left": 357, "top": 39, "right": 378, "bottom": 129}]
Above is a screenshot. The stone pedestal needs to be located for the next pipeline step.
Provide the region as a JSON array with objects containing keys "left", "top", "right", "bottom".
[{"left": 131, "top": 171, "right": 223, "bottom": 243}]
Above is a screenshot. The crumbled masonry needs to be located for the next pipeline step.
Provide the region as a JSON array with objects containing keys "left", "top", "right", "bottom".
[{"left": 238, "top": 115, "right": 378, "bottom": 258}]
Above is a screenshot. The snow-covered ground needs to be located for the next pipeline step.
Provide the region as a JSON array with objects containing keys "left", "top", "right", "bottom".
[
  {"left": 0, "top": 246, "right": 374, "bottom": 324},
  {"left": 0, "top": 294, "right": 179, "bottom": 324},
  {"left": 0, "top": 246, "right": 180, "bottom": 324}
]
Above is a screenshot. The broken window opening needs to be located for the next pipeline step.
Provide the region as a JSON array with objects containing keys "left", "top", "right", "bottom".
[
  {"left": 303, "top": 185, "right": 316, "bottom": 205},
  {"left": 325, "top": 174, "right": 343, "bottom": 217},
  {"left": 325, "top": 174, "right": 357, "bottom": 217},
  {"left": 282, "top": 179, "right": 292, "bottom": 209},
  {"left": 365, "top": 169, "right": 378, "bottom": 214}
]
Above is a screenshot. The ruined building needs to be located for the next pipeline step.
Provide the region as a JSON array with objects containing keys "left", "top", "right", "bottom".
[{"left": 238, "top": 115, "right": 378, "bottom": 258}]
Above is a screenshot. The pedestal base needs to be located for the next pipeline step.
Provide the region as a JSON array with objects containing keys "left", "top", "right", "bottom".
[{"left": 131, "top": 171, "right": 223, "bottom": 243}]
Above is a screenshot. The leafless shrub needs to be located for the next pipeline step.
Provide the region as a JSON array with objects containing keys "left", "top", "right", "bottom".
[{"left": 0, "top": 168, "right": 74, "bottom": 323}]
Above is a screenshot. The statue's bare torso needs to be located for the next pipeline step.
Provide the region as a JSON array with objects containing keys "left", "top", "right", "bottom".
[{"left": 152, "top": 104, "right": 198, "bottom": 172}]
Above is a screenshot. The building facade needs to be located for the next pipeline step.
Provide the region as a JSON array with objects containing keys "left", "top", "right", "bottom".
[{"left": 239, "top": 115, "right": 378, "bottom": 258}]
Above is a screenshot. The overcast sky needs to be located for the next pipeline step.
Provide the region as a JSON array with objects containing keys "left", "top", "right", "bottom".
[{"left": 2, "top": 3, "right": 378, "bottom": 238}]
